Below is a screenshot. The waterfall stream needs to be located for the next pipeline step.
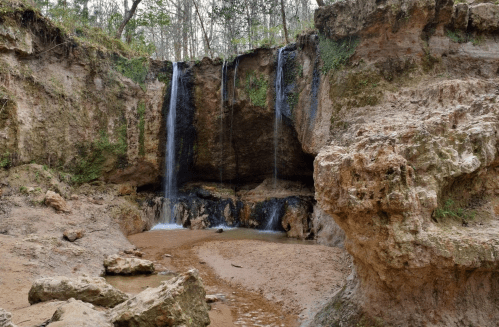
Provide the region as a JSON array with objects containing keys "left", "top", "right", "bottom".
[
  {"left": 266, "top": 48, "right": 286, "bottom": 231},
  {"left": 164, "top": 62, "right": 180, "bottom": 225},
  {"left": 220, "top": 60, "right": 228, "bottom": 184},
  {"left": 274, "top": 48, "right": 285, "bottom": 189},
  {"left": 229, "top": 58, "right": 239, "bottom": 187}
]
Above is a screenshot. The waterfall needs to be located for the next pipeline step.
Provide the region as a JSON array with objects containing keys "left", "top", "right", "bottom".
[
  {"left": 274, "top": 48, "right": 285, "bottom": 189},
  {"left": 265, "top": 204, "right": 280, "bottom": 231},
  {"left": 220, "top": 60, "right": 228, "bottom": 184},
  {"left": 264, "top": 48, "right": 286, "bottom": 231},
  {"left": 164, "top": 62, "right": 180, "bottom": 224},
  {"left": 229, "top": 58, "right": 239, "bottom": 186}
]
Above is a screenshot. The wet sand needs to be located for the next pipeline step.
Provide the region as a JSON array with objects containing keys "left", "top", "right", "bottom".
[{"left": 128, "top": 228, "right": 351, "bottom": 326}]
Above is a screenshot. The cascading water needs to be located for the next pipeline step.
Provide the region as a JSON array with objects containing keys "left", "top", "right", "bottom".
[
  {"left": 220, "top": 60, "right": 228, "bottom": 184},
  {"left": 229, "top": 58, "right": 239, "bottom": 186},
  {"left": 274, "top": 48, "right": 285, "bottom": 189},
  {"left": 163, "top": 62, "right": 181, "bottom": 225},
  {"left": 265, "top": 48, "right": 286, "bottom": 231}
]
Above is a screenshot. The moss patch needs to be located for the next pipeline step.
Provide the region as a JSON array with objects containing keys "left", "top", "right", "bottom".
[
  {"left": 318, "top": 35, "right": 360, "bottom": 75},
  {"left": 245, "top": 70, "right": 268, "bottom": 108},
  {"left": 114, "top": 56, "right": 149, "bottom": 90},
  {"left": 71, "top": 128, "right": 127, "bottom": 184}
]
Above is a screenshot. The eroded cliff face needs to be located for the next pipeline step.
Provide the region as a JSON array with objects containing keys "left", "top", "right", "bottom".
[
  {"left": 312, "top": 0, "right": 499, "bottom": 326},
  {"left": 0, "top": 3, "right": 168, "bottom": 187}
]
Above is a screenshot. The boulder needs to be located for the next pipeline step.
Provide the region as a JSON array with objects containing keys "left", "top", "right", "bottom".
[
  {"left": 0, "top": 308, "right": 17, "bottom": 327},
  {"left": 45, "top": 191, "right": 70, "bottom": 213},
  {"left": 103, "top": 255, "right": 154, "bottom": 275},
  {"left": 28, "top": 276, "right": 128, "bottom": 308},
  {"left": 281, "top": 198, "right": 312, "bottom": 239},
  {"left": 469, "top": 3, "right": 499, "bottom": 32},
  {"left": 109, "top": 269, "right": 210, "bottom": 327},
  {"left": 48, "top": 299, "right": 112, "bottom": 327},
  {"left": 63, "top": 229, "right": 85, "bottom": 242}
]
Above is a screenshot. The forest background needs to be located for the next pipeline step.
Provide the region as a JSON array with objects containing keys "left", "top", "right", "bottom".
[{"left": 29, "top": 0, "right": 334, "bottom": 61}]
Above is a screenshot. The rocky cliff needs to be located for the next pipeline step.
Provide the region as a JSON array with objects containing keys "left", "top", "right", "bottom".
[{"left": 312, "top": 0, "right": 499, "bottom": 326}]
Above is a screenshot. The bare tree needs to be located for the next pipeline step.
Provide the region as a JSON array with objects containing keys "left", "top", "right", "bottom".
[
  {"left": 115, "top": 0, "right": 142, "bottom": 39},
  {"left": 280, "top": 0, "right": 289, "bottom": 44},
  {"left": 193, "top": 0, "right": 214, "bottom": 57}
]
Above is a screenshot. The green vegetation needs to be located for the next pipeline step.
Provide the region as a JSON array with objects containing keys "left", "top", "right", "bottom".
[
  {"left": 245, "top": 71, "right": 268, "bottom": 107},
  {"left": 71, "top": 129, "right": 127, "bottom": 184},
  {"left": 446, "top": 30, "right": 466, "bottom": 43},
  {"left": 137, "top": 102, "right": 146, "bottom": 156},
  {"left": 157, "top": 72, "right": 172, "bottom": 86},
  {"left": 434, "top": 199, "right": 476, "bottom": 224},
  {"left": 114, "top": 56, "right": 149, "bottom": 90},
  {"left": 0, "top": 151, "right": 10, "bottom": 169},
  {"left": 446, "top": 29, "right": 484, "bottom": 46},
  {"left": 318, "top": 35, "right": 360, "bottom": 74}
]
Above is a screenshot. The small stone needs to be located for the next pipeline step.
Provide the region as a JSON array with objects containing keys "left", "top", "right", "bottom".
[
  {"left": 163, "top": 254, "right": 172, "bottom": 258},
  {"left": 0, "top": 308, "right": 17, "bottom": 327},
  {"left": 104, "top": 255, "right": 155, "bottom": 275},
  {"left": 215, "top": 228, "right": 224, "bottom": 233},
  {"left": 45, "top": 191, "right": 70, "bottom": 212},
  {"left": 70, "top": 194, "right": 79, "bottom": 200},
  {"left": 205, "top": 295, "right": 220, "bottom": 303},
  {"left": 63, "top": 229, "right": 85, "bottom": 242}
]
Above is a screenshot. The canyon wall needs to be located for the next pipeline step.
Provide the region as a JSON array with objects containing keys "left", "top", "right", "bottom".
[{"left": 312, "top": 0, "right": 499, "bottom": 326}]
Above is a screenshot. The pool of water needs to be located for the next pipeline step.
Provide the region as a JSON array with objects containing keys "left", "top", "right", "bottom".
[{"left": 205, "top": 227, "right": 315, "bottom": 245}]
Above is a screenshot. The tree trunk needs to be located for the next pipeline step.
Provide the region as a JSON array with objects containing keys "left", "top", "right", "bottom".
[
  {"left": 280, "top": 0, "right": 289, "bottom": 44},
  {"left": 317, "top": 0, "right": 326, "bottom": 6},
  {"left": 115, "top": 0, "right": 142, "bottom": 40},
  {"left": 193, "top": 0, "right": 213, "bottom": 57}
]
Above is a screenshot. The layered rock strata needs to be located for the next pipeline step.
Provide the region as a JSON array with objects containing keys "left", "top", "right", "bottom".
[{"left": 313, "top": 0, "right": 499, "bottom": 325}]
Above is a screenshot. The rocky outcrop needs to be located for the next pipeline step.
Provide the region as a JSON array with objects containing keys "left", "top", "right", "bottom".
[
  {"left": 45, "top": 191, "right": 70, "bottom": 213},
  {"left": 103, "top": 255, "right": 155, "bottom": 275},
  {"left": 0, "top": 309, "right": 16, "bottom": 327},
  {"left": 48, "top": 299, "right": 112, "bottom": 327},
  {"left": 109, "top": 269, "right": 210, "bottom": 327},
  {"left": 28, "top": 276, "right": 129, "bottom": 307},
  {"left": 312, "top": 0, "right": 499, "bottom": 325}
]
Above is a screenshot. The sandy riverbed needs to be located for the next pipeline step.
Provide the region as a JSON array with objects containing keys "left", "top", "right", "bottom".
[{"left": 128, "top": 228, "right": 351, "bottom": 326}]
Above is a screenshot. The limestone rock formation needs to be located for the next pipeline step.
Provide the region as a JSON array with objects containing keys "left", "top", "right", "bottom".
[
  {"left": 281, "top": 197, "right": 313, "bottom": 239},
  {"left": 311, "top": 206, "right": 345, "bottom": 248},
  {"left": 45, "top": 191, "right": 70, "bottom": 213},
  {"left": 28, "top": 276, "right": 128, "bottom": 308},
  {"left": 0, "top": 308, "right": 16, "bottom": 327},
  {"left": 312, "top": 0, "right": 499, "bottom": 325},
  {"left": 103, "top": 254, "right": 155, "bottom": 275},
  {"left": 63, "top": 229, "right": 84, "bottom": 242},
  {"left": 48, "top": 299, "right": 112, "bottom": 327},
  {"left": 109, "top": 269, "right": 210, "bottom": 327}
]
